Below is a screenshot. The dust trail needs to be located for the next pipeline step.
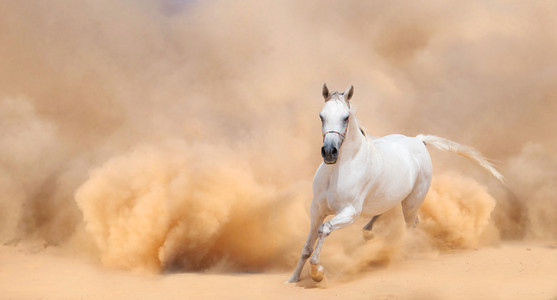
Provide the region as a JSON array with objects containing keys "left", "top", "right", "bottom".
[
  {"left": 503, "top": 144, "right": 557, "bottom": 241},
  {"left": 75, "top": 141, "right": 308, "bottom": 272},
  {"left": 1, "top": 0, "right": 556, "bottom": 273},
  {"left": 419, "top": 173, "right": 498, "bottom": 249}
]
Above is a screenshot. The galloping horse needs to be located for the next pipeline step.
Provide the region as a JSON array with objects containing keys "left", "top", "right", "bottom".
[{"left": 287, "top": 84, "right": 503, "bottom": 283}]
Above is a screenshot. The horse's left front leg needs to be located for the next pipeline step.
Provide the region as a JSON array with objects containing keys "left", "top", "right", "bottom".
[{"left": 309, "top": 206, "right": 358, "bottom": 282}]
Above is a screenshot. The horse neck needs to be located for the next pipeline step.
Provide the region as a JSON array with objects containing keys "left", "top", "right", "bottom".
[{"left": 338, "top": 112, "right": 368, "bottom": 162}]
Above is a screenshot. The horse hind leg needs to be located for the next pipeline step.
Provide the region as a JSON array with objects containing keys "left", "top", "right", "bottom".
[
  {"left": 362, "top": 214, "right": 381, "bottom": 240},
  {"left": 402, "top": 206, "right": 420, "bottom": 229},
  {"left": 363, "top": 214, "right": 381, "bottom": 231},
  {"left": 401, "top": 178, "right": 431, "bottom": 229}
]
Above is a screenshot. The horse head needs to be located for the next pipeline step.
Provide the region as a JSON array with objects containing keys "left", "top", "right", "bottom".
[{"left": 319, "top": 84, "right": 353, "bottom": 164}]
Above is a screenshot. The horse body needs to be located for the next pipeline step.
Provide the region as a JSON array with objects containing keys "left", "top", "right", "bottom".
[
  {"left": 316, "top": 134, "right": 431, "bottom": 219},
  {"left": 287, "top": 84, "right": 502, "bottom": 283},
  {"left": 363, "top": 135, "right": 432, "bottom": 216}
]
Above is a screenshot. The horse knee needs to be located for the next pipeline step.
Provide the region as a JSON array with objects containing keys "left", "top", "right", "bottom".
[{"left": 317, "top": 221, "right": 333, "bottom": 237}]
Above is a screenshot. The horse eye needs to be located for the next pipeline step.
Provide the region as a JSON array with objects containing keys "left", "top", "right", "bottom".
[
  {"left": 319, "top": 114, "right": 324, "bottom": 121},
  {"left": 344, "top": 116, "right": 349, "bottom": 122}
]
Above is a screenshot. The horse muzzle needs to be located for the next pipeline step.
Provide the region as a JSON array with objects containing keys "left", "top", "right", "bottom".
[{"left": 321, "top": 144, "right": 338, "bottom": 164}]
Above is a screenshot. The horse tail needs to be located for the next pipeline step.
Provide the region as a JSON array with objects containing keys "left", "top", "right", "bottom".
[{"left": 416, "top": 134, "right": 504, "bottom": 183}]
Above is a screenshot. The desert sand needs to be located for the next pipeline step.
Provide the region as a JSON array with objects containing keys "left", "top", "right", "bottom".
[{"left": 1, "top": 242, "right": 556, "bottom": 300}]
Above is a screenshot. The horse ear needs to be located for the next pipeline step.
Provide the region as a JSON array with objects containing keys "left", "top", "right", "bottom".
[
  {"left": 344, "top": 85, "right": 354, "bottom": 101},
  {"left": 322, "top": 83, "right": 329, "bottom": 100}
]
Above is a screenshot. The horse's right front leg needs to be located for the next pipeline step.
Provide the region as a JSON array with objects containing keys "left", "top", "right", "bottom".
[
  {"left": 286, "top": 209, "right": 325, "bottom": 283},
  {"left": 309, "top": 206, "right": 358, "bottom": 282}
]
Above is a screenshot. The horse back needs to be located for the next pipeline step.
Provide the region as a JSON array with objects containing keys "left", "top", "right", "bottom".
[{"left": 360, "top": 134, "right": 432, "bottom": 216}]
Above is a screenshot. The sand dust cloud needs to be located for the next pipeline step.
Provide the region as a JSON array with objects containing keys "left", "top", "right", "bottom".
[
  {"left": 75, "top": 141, "right": 308, "bottom": 272},
  {"left": 1, "top": 0, "right": 556, "bottom": 275}
]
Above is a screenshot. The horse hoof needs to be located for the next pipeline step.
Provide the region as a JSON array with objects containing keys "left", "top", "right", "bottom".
[
  {"left": 310, "top": 264, "right": 324, "bottom": 282},
  {"left": 285, "top": 275, "right": 298, "bottom": 283}
]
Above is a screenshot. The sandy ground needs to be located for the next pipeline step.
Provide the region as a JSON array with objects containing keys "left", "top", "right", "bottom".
[{"left": 1, "top": 242, "right": 556, "bottom": 300}]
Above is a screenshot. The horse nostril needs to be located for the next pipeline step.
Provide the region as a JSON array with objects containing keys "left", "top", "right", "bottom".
[
  {"left": 321, "top": 147, "right": 326, "bottom": 157},
  {"left": 332, "top": 147, "right": 338, "bottom": 156}
]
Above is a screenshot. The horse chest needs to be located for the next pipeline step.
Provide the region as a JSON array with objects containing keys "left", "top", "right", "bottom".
[{"left": 324, "top": 165, "right": 368, "bottom": 213}]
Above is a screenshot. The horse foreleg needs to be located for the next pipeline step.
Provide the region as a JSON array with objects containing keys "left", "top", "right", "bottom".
[
  {"left": 287, "top": 212, "right": 325, "bottom": 283},
  {"left": 308, "top": 206, "right": 358, "bottom": 282}
]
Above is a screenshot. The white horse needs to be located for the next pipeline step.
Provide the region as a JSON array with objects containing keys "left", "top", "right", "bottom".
[{"left": 287, "top": 84, "right": 503, "bottom": 283}]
